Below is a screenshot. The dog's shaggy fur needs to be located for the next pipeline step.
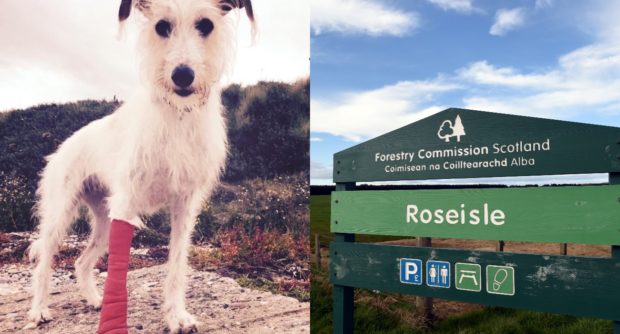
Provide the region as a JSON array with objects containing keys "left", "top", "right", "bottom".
[{"left": 27, "top": 0, "right": 254, "bottom": 331}]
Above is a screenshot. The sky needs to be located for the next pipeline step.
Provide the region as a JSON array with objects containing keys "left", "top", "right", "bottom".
[
  {"left": 0, "top": 0, "right": 309, "bottom": 112},
  {"left": 310, "top": 0, "right": 620, "bottom": 185}
]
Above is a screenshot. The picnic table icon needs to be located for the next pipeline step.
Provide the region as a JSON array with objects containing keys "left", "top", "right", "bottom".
[{"left": 458, "top": 269, "right": 479, "bottom": 285}]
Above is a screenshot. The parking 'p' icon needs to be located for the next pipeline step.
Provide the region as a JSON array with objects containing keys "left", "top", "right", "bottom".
[{"left": 400, "top": 258, "right": 422, "bottom": 285}]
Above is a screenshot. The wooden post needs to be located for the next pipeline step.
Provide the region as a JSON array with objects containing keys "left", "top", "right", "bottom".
[
  {"left": 496, "top": 240, "right": 505, "bottom": 252},
  {"left": 612, "top": 245, "right": 620, "bottom": 334},
  {"left": 417, "top": 237, "right": 431, "bottom": 247},
  {"left": 560, "top": 243, "right": 567, "bottom": 255},
  {"left": 610, "top": 172, "right": 620, "bottom": 334},
  {"left": 333, "top": 182, "right": 355, "bottom": 334},
  {"left": 416, "top": 237, "right": 434, "bottom": 327},
  {"left": 315, "top": 233, "right": 321, "bottom": 268}
]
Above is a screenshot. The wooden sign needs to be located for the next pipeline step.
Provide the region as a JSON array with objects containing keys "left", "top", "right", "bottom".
[
  {"left": 330, "top": 108, "right": 620, "bottom": 334},
  {"left": 331, "top": 242, "right": 620, "bottom": 320},
  {"left": 333, "top": 108, "right": 620, "bottom": 182},
  {"left": 331, "top": 184, "right": 620, "bottom": 245}
]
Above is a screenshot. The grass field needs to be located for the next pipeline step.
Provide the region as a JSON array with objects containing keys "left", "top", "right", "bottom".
[
  {"left": 310, "top": 195, "right": 331, "bottom": 248},
  {"left": 310, "top": 194, "right": 613, "bottom": 334}
]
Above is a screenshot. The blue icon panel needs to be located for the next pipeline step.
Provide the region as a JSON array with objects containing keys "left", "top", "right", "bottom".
[
  {"left": 400, "top": 258, "right": 423, "bottom": 285},
  {"left": 426, "top": 260, "right": 450, "bottom": 288}
]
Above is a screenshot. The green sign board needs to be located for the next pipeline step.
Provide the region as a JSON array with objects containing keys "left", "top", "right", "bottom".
[
  {"left": 331, "top": 242, "right": 620, "bottom": 320},
  {"left": 330, "top": 108, "right": 620, "bottom": 334},
  {"left": 333, "top": 108, "right": 620, "bottom": 182},
  {"left": 331, "top": 184, "right": 620, "bottom": 245}
]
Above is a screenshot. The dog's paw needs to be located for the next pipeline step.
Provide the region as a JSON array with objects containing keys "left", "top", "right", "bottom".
[
  {"left": 25, "top": 307, "right": 53, "bottom": 329},
  {"left": 86, "top": 295, "right": 102, "bottom": 310},
  {"left": 166, "top": 310, "right": 199, "bottom": 334},
  {"left": 22, "top": 322, "right": 38, "bottom": 330}
]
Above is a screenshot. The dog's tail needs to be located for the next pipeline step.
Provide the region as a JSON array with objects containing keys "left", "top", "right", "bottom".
[{"left": 30, "top": 147, "right": 84, "bottom": 264}]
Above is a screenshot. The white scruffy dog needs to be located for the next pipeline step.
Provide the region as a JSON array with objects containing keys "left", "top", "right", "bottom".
[{"left": 27, "top": 0, "right": 254, "bottom": 332}]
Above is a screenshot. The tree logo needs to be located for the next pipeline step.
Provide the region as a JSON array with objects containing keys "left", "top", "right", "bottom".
[{"left": 437, "top": 115, "right": 466, "bottom": 142}]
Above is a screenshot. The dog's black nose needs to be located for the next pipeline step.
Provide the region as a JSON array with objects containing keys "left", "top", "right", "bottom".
[{"left": 171, "top": 65, "right": 195, "bottom": 88}]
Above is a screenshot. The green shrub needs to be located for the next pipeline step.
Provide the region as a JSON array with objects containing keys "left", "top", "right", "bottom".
[
  {"left": 0, "top": 172, "right": 36, "bottom": 231},
  {"left": 0, "top": 80, "right": 309, "bottom": 233},
  {"left": 0, "top": 100, "right": 118, "bottom": 232},
  {"left": 224, "top": 80, "right": 309, "bottom": 181},
  {"left": 190, "top": 225, "right": 309, "bottom": 282},
  {"left": 194, "top": 172, "right": 309, "bottom": 242},
  {"left": 130, "top": 211, "right": 171, "bottom": 247}
]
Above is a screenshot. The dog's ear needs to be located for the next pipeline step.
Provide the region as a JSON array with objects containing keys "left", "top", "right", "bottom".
[
  {"left": 119, "top": 0, "right": 133, "bottom": 21},
  {"left": 219, "top": 0, "right": 254, "bottom": 21},
  {"left": 119, "top": 0, "right": 151, "bottom": 21}
]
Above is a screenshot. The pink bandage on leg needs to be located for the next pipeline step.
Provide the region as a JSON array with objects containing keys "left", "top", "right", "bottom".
[{"left": 97, "top": 219, "right": 135, "bottom": 334}]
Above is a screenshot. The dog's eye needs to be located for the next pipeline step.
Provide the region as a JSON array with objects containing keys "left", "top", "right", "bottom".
[
  {"left": 155, "top": 20, "right": 172, "bottom": 38},
  {"left": 195, "top": 18, "right": 214, "bottom": 37}
]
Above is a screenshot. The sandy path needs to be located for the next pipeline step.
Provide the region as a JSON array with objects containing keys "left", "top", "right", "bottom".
[{"left": 0, "top": 264, "right": 309, "bottom": 333}]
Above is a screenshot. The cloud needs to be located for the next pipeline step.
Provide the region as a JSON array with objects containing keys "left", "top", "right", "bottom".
[
  {"left": 312, "top": 80, "right": 459, "bottom": 141},
  {"left": 0, "top": 0, "right": 309, "bottom": 112},
  {"left": 489, "top": 8, "right": 526, "bottom": 36},
  {"left": 425, "top": 0, "right": 479, "bottom": 14},
  {"left": 458, "top": 61, "right": 561, "bottom": 88},
  {"left": 232, "top": 0, "right": 309, "bottom": 85},
  {"left": 0, "top": 1, "right": 137, "bottom": 111},
  {"left": 312, "top": 40, "right": 620, "bottom": 141},
  {"left": 310, "top": 161, "right": 333, "bottom": 180},
  {"left": 460, "top": 43, "right": 620, "bottom": 118},
  {"left": 585, "top": 1, "right": 620, "bottom": 42},
  {"left": 311, "top": 0, "right": 419, "bottom": 37},
  {"left": 535, "top": 0, "right": 553, "bottom": 10},
  {"left": 310, "top": 137, "right": 323, "bottom": 142}
]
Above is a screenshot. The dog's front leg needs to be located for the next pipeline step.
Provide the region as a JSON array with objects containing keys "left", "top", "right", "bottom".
[{"left": 164, "top": 195, "right": 202, "bottom": 333}]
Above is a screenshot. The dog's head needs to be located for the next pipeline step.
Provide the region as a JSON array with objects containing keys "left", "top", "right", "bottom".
[{"left": 119, "top": 0, "right": 254, "bottom": 112}]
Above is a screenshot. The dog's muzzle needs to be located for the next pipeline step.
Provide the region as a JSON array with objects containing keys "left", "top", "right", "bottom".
[{"left": 172, "top": 65, "right": 195, "bottom": 97}]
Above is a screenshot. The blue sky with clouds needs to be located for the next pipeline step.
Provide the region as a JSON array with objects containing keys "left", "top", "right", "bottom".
[{"left": 310, "top": 0, "right": 620, "bottom": 185}]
